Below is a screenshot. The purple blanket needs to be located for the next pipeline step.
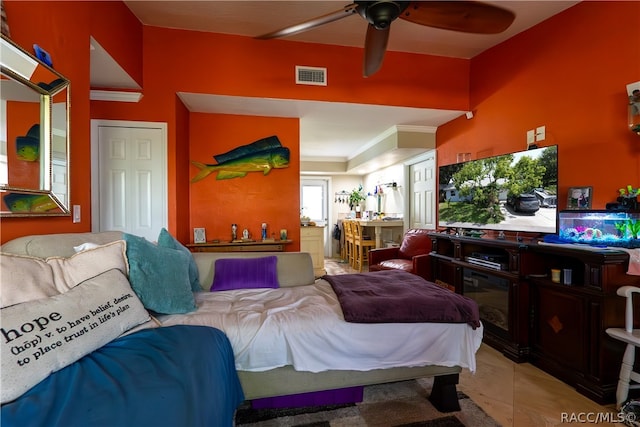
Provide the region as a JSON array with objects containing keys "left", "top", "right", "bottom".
[{"left": 323, "top": 270, "right": 480, "bottom": 329}]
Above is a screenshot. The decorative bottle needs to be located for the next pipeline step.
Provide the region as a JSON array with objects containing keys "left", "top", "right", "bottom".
[{"left": 231, "top": 224, "right": 237, "bottom": 241}]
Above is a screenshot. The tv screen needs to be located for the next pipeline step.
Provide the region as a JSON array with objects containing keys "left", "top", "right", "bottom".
[{"left": 438, "top": 145, "right": 558, "bottom": 234}]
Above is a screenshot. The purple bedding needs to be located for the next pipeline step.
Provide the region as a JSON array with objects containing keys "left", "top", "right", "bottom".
[{"left": 323, "top": 270, "right": 480, "bottom": 328}]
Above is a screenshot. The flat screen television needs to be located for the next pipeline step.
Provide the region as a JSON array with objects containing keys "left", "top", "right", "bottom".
[{"left": 438, "top": 145, "right": 558, "bottom": 234}]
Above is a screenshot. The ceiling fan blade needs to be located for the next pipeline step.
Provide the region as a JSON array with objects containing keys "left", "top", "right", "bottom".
[
  {"left": 363, "top": 24, "right": 390, "bottom": 78},
  {"left": 400, "top": 1, "right": 515, "bottom": 34},
  {"left": 256, "top": 3, "right": 359, "bottom": 39}
]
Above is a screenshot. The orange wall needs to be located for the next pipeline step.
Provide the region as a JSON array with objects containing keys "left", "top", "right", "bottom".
[
  {"left": 89, "top": 24, "right": 470, "bottom": 246},
  {"left": 2, "top": 1, "right": 91, "bottom": 241},
  {"left": 437, "top": 1, "right": 640, "bottom": 210},
  {"left": 6, "top": 102, "right": 40, "bottom": 189},
  {"left": 189, "top": 113, "right": 300, "bottom": 249},
  {"left": 1, "top": 0, "right": 143, "bottom": 243},
  {"left": 3, "top": 1, "right": 639, "bottom": 244}
]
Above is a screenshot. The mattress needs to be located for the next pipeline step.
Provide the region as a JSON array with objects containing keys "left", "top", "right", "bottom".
[{"left": 158, "top": 279, "right": 483, "bottom": 373}]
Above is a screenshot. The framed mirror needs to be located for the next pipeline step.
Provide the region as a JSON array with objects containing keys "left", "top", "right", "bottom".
[{"left": 0, "top": 34, "right": 70, "bottom": 217}]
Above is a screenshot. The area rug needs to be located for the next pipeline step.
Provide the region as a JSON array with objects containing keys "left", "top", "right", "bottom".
[{"left": 235, "top": 378, "right": 500, "bottom": 427}]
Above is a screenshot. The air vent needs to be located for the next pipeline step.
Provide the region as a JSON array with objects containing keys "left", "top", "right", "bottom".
[{"left": 296, "top": 66, "right": 327, "bottom": 86}]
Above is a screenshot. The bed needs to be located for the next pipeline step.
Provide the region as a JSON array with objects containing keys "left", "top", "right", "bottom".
[
  {"left": 1, "top": 232, "right": 484, "bottom": 416},
  {"left": 158, "top": 272, "right": 482, "bottom": 375}
]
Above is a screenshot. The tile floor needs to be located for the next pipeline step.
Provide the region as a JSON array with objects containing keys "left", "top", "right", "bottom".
[{"left": 323, "top": 258, "right": 627, "bottom": 427}]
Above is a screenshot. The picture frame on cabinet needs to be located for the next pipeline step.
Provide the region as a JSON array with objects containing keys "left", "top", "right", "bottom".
[
  {"left": 567, "top": 186, "right": 592, "bottom": 210},
  {"left": 193, "top": 227, "right": 206, "bottom": 243}
]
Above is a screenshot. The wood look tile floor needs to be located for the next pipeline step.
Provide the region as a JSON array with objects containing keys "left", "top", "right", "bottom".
[
  {"left": 460, "top": 344, "right": 624, "bottom": 427},
  {"left": 323, "top": 258, "right": 626, "bottom": 427}
]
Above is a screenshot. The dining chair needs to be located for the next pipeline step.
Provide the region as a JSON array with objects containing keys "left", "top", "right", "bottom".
[{"left": 352, "top": 221, "right": 376, "bottom": 272}]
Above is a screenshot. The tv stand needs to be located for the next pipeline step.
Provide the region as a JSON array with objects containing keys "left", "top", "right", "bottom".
[{"left": 428, "top": 232, "right": 640, "bottom": 404}]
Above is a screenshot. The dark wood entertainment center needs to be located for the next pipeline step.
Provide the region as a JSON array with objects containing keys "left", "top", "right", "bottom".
[{"left": 428, "top": 231, "right": 640, "bottom": 404}]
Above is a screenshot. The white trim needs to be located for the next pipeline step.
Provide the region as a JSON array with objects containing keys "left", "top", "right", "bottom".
[
  {"left": 1, "top": 37, "right": 38, "bottom": 80},
  {"left": 90, "top": 90, "right": 143, "bottom": 103},
  {"left": 403, "top": 149, "right": 436, "bottom": 166}
]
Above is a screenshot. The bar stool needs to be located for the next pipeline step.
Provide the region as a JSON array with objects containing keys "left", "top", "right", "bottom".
[
  {"left": 352, "top": 221, "right": 376, "bottom": 272},
  {"left": 343, "top": 220, "right": 355, "bottom": 268},
  {"left": 606, "top": 286, "right": 640, "bottom": 408}
]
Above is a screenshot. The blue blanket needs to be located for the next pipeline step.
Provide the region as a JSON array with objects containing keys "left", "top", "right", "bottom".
[{"left": 1, "top": 325, "right": 244, "bottom": 427}]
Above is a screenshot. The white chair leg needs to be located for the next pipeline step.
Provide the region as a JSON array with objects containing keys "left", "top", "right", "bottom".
[{"left": 617, "top": 343, "right": 636, "bottom": 408}]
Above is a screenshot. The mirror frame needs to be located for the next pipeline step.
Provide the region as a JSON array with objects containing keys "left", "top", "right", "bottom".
[{"left": 0, "top": 34, "right": 70, "bottom": 217}]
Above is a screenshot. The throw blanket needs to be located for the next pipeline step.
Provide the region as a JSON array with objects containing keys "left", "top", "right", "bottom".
[
  {"left": 323, "top": 270, "right": 480, "bottom": 329},
  {"left": 1, "top": 325, "right": 244, "bottom": 427}
]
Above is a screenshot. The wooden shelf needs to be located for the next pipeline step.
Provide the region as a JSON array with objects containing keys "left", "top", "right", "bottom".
[
  {"left": 187, "top": 240, "right": 293, "bottom": 252},
  {"left": 428, "top": 231, "right": 640, "bottom": 404}
]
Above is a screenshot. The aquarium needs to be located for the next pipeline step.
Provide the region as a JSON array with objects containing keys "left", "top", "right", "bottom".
[{"left": 557, "top": 210, "right": 640, "bottom": 248}]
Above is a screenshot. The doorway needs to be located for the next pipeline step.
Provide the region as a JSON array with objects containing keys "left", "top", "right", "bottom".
[
  {"left": 90, "top": 120, "right": 168, "bottom": 241},
  {"left": 300, "top": 177, "right": 330, "bottom": 257},
  {"left": 407, "top": 151, "right": 436, "bottom": 230}
]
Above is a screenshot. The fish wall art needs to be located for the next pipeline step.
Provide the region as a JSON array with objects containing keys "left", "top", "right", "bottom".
[
  {"left": 191, "top": 135, "right": 290, "bottom": 182},
  {"left": 16, "top": 124, "right": 40, "bottom": 162},
  {"left": 3, "top": 193, "right": 59, "bottom": 213}
]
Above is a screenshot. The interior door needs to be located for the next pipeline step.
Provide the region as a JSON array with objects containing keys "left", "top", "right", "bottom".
[
  {"left": 408, "top": 152, "right": 436, "bottom": 230},
  {"left": 300, "top": 178, "right": 330, "bottom": 256},
  {"left": 91, "top": 121, "right": 167, "bottom": 241}
]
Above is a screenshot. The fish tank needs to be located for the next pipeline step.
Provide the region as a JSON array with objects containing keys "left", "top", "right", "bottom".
[{"left": 556, "top": 210, "right": 640, "bottom": 248}]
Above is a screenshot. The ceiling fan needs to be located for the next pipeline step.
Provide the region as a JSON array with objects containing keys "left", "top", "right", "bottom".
[{"left": 256, "top": 1, "right": 516, "bottom": 77}]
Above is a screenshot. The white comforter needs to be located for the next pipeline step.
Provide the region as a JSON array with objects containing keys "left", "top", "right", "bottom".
[{"left": 158, "top": 279, "right": 483, "bottom": 373}]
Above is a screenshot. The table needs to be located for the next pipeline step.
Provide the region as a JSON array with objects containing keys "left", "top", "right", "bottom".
[
  {"left": 355, "top": 219, "right": 404, "bottom": 248},
  {"left": 187, "top": 240, "right": 292, "bottom": 252}
]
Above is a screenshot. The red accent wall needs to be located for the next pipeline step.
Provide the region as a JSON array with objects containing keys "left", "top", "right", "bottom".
[
  {"left": 189, "top": 113, "right": 300, "bottom": 249},
  {"left": 2, "top": 1, "right": 92, "bottom": 241},
  {"left": 2, "top": 1, "right": 639, "bottom": 244},
  {"left": 437, "top": 1, "right": 640, "bottom": 210},
  {"left": 6, "top": 102, "right": 40, "bottom": 189}
]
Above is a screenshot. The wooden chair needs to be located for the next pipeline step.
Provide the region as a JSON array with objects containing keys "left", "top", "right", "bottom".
[
  {"left": 606, "top": 286, "right": 640, "bottom": 408},
  {"left": 352, "top": 221, "right": 376, "bottom": 272},
  {"left": 342, "top": 220, "right": 355, "bottom": 268}
]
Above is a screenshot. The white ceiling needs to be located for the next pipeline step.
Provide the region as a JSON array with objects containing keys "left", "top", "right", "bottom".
[{"left": 91, "top": 1, "right": 578, "bottom": 171}]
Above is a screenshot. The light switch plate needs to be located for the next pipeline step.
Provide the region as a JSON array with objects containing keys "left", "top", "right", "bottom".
[
  {"left": 526, "top": 129, "right": 535, "bottom": 144},
  {"left": 73, "top": 205, "right": 81, "bottom": 223}
]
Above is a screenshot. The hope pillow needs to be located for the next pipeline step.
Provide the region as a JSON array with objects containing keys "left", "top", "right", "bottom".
[
  {"left": 0, "top": 269, "right": 149, "bottom": 404},
  {"left": 210, "top": 256, "right": 279, "bottom": 292}
]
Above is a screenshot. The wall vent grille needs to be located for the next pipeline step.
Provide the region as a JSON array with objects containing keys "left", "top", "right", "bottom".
[{"left": 296, "top": 66, "right": 327, "bottom": 86}]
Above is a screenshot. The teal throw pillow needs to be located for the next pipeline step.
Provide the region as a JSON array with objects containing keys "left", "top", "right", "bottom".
[
  {"left": 123, "top": 233, "right": 196, "bottom": 314},
  {"left": 157, "top": 228, "right": 202, "bottom": 291}
]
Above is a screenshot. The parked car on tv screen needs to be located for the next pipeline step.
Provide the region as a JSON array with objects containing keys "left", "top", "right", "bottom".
[
  {"left": 507, "top": 193, "right": 540, "bottom": 213},
  {"left": 533, "top": 189, "right": 557, "bottom": 208}
]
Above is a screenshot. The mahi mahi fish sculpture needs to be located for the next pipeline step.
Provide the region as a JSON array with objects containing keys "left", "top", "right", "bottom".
[{"left": 191, "top": 135, "right": 290, "bottom": 182}]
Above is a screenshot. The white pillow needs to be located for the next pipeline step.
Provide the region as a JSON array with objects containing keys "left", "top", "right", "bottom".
[
  {"left": 0, "top": 269, "right": 149, "bottom": 403},
  {"left": 0, "top": 254, "right": 58, "bottom": 308},
  {"left": 73, "top": 242, "right": 100, "bottom": 252},
  {"left": 46, "top": 240, "right": 129, "bottom": 293},
  {"left": 1, "top": 240, "right": 129, "bottom": 308}
]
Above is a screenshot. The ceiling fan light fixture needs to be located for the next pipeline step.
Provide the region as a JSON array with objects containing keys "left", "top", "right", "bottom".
[{"left": 357, "top": 1, "right": 410, "bottom": 30}]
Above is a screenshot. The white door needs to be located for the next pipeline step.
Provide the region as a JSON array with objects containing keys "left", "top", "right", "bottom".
[
  {"left": 300, "top": 178, "right": 331, "bottom": 257},
  {"left": 408, "top": 152, "right": 436, "bottom": 230},
  {"left": 91, "top": 121, "right": 167, "bottom": 241}
]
